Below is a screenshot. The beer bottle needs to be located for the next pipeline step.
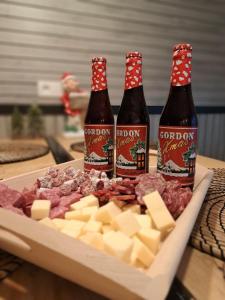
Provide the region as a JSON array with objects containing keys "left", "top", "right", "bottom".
[
  {"left": 116, "top": 51, "right": 150, "bottom": 178},
  {"left": 157, "top": 44, "right": 198, "bottom": 189},
  {"left": 84, "top": 57, "right": 114, "bottom": 178}
]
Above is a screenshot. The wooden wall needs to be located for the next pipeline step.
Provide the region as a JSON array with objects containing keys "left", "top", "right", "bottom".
[{"left": 0, "top": 0, "right": 225, "bottom": 105}]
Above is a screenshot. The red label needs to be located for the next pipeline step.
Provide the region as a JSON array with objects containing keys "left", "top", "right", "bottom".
[
  {"left": 84, "top": 124, "right": 114, "bottom": 172},
  {"left": 157, "top": 126, "right": 198, "bottom": 186},
  {"left": 116, "top": 125, "right": 148, "bottom": 178}
]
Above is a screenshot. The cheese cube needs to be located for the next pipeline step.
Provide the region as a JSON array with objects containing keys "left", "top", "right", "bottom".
[
  {"left": 143, "top": 191, "right": 175, "bottom": 232},
  {"left": 112, "top": 211, "right": 141, "bottom": 237},
  {"left": 52, "top": 218, "right": 68, "bottom": 230},
  {"left": 70, "top": 194, "right": 99, "bottom": 210},
  {"left": 130, "top": 236, "right": 155, "bottom": 268},
  {"left": 83, "top": 220, "right": 102, "bottom": 234},
  {"left": 112, "top": 199, "right": 126, "bottom": 208},
  {"left": 79, "top": 232, "right": 104, "bottom": 251},
  {"left": 123, "top": 204, "right": 141, "bottom": 214},
  {"left": 62, "top": 220, "right": 85, "bottom": 232},
  {"left": 39, "top": 217, "right": 58, "bottom": 230},
  {"left": 95, "top": 201, "right": 121, "bottom": 224},
  {"left": 61, "top": 227, "right": 82, "bottom": 239},
  {"left": 31, "top": 200, "right": 51, "bottom": 220},
  {"left": 102, "top": 224, "right": 113, "bottom": 234},
  {"left": 103, "top": 231, "right": 133, "bottom": 263},
  {"left": 65, "top": 206, "right": 98, "bottom": 221},
  {"left": 137, "top": 228, "right": 161, "bottom": 254},
  {"left": 134, "top": 214, "right": 152, "bottom": 229}
]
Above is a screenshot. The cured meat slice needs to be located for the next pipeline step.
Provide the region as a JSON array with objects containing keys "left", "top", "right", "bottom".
[
  {"left": 59, "top": 192, "right": 82, "bottom": 207},
  {"left": 0, "top": 183, "right": 24, "bottom": 208},
  {"left": 22, "top": 187, "right": 37, "bottom": 207},
  {"left": 39, "top": 189, "right": 60, "bottom": 208},
  {"left": 135, "top": 171, "right": 166, "bottom": 204},
  {"left": 162, "top": 184, "right": 192, "bottom": 218},
  {"left": 50, "top": 206, "right": 69, "bottom": 219}
]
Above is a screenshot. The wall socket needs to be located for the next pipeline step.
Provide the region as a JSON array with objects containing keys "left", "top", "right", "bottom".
[{"left": 37, "top": 80, "right": 62, "bottom": 97}]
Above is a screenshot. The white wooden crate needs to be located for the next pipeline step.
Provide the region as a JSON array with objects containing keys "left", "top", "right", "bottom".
[{"left": 0, "top": 159, "right": 213, "bottom": 299}]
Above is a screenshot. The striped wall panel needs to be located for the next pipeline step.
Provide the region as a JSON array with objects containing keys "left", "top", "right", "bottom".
[{"left": 0, "top": 0, "right": 225, "bottom": 106}]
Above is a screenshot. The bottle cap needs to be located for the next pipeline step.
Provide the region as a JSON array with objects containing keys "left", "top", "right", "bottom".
[
  {"left": 92, "top": 57, "right": 106, "bottom": 63},
  {"left": 126, "top": 51, "right": 142, "bottom": 59}
]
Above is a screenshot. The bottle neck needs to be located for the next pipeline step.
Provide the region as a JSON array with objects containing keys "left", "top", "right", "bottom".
[
  {"left": 170, "top": 48, "right": 192, "bottom": 87},
  {"left": 124, "top": 56, "right": 143, "bottom": 90},
  {"left": 91, "top": 61, "right": 107, "bottom": 91}
]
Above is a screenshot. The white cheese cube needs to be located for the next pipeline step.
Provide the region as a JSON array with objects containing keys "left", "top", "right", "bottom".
[
  {"left": 103, "top": 231, "right": 133, "bottom": 263},
  {"left": 130, "top": 236, "right": 155, "bottom": 268},
  {"left": 95, "top": 201, "right": 122, "bottom": 224},
  {"left": 137, "top": 228, "right": 161, "bottom": 254},
  {"left": 79, "top": 232, "right": 104, "bottom": 251},
  {"left": 112, "top": 211, "right": 141, "bottom": 237},
  {"left": 65, "top": 206, "right": 98, "bottom": 221},
  {"left": 70, "top": 194, "right": 99, "bottom": 210},
  {"left": 101, "top": 224, "right": 113, "bottom": 234},
  {"left": 31, "top": 200, "right": 51, "bottom": 220},
  {"left": 39, "top": 217, "right": 58, "bottom": 230},
  {"left": 123, "top": 204, "right": 141, "bottom": 214},
  {"left": 143, "top": 191, "right": 176, "bottom": 232},
  {"left": 134, "top": 214, "right": 152, "bottom": 229},
  {"left": 83, "top": 220, "right": 102, "bottom": 233}
]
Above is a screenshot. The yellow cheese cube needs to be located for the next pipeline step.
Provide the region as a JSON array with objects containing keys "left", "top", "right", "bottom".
[
  {"left": 101, "top": 224, "right": 113, "bottom": 234},
  {"left": 31, "top": 200, "right": 51, "bottom": 220},
  {"left": 123, "top": 204, "right": 141, "bottom": 214},
  {"left": 134, "top": 214, "right": 152, "bottom": 229},
  {"left": 62, "top": 220, "right": 85, "bottom": 232},
  {"left": 83, "top": 220, "right": 102, "bottom": 233},
  {"left": 112, "top": 211, "right": 141, "bottom": 237},
  {"left": 70, "top": 194, "right": 99, "bottom": 210},
  {"left": 95, "top": 201, "right": 122, "bottom": 224},
  {"left": 143, "top": 191, "right": 176, "bottom": 232},
  {"left": 39, "top": 217, "right": 58, "bottom": 230},
  {"left": 103, "top": 231, "right": 133, "bottom": 263},
  {"left": 79, "top": 232, "right": 104, "bottom": 251},
  {"left": 130, "top": 236, "right": 155, "bottom": 268},
  {"left": 65, "top": 206, "right": 98, "bottom": 221},
  {"left": 61, "top": 227, "right": 82, "bottom": 239},
  {"left": 52, "top": 218, "right": 68, "bottom": 230},
  {"left": 137, "top": 228, "right": 161, "bottom": 254}
]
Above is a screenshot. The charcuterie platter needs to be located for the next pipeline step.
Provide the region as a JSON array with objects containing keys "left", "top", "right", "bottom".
[{"left": 0, "top": 159, "right": 213, "bottom": 299}]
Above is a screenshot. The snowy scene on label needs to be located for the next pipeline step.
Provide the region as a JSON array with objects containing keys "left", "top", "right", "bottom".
[
  {"left": 116, "top": 125, "right": 147, "bottom": 177},
  {"left": 84, "top": 125, "right": 114, "bottom": 172},
  {"left": 157, "top": 126, "right": 197, "bottom": 186}
]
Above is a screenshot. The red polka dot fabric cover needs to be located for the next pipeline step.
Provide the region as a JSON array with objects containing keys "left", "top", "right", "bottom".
[
  {"left": 125, "top": 52, "right": 143, "bottom": 90},
  {"left": 170, "top": 43, "right": 192, "bottom": 87},
  {"left": 91, "top": 57, "right": 107, "bottom": 91}
]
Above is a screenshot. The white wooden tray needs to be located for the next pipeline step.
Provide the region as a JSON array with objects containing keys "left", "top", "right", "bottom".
[{"left": 0, "top": 159, "right": 213, "bottom": 299}]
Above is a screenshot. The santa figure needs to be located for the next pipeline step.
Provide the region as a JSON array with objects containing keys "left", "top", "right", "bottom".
[{"left": 60, "top": 72, "right": 88, "bottom": 137}]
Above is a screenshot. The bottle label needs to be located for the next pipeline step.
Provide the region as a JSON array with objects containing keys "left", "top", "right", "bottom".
[
  {"left": 84, "top": 124, "right": 114, "bottom": 172},
  {"left": 116, "top": 125, "right": 148, "bottom": 177},
  {"left": 157, "top": 126, "right": 198, "bottom": 186}
]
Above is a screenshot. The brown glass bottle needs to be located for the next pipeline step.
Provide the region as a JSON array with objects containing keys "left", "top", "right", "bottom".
[
  {"left": 157, "top": 44, "right": 198, "bottom": 189},
  {"left": 84, "top": 57, "right": 114, "bottom": 178},
  {"left": 116, "top": 52, "right": 150, "bottom": 178}
]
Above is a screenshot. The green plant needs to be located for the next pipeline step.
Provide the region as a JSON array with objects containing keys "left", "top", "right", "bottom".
[
  {"left": 11, "top": 106, "right": 24, "bottom": 138},
  {"left": 27, "top": 105, "right": 45, "bottom": 138}
]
